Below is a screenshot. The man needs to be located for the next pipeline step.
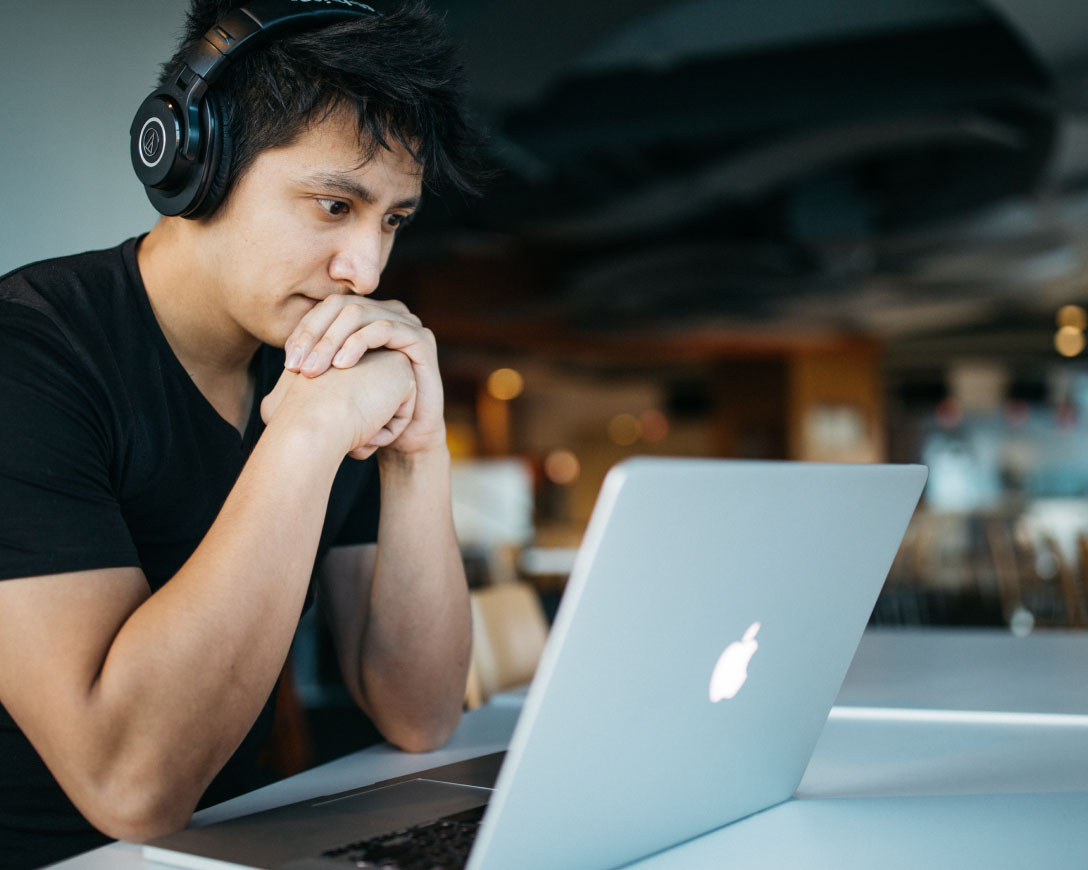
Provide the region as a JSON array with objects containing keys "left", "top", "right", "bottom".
[{"left": 0, "top": 2, "right": 486, "bottom": 867}]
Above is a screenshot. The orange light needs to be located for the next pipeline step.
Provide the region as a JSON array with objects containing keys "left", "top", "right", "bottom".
[
  {"left": 1056, "top": 305, "right": 1088, "bottom": 331},
  {"left": 486, "top": 368, "right": 524, "bottom": 401},
  {"left": 1055, "top": 326, "right": 1085, "bottom": 358},
  {"left": 639, "top": 409, "right": 669, "bottom": 443},
  {"left": 544, "top": 449, "right": 580, "bottom": 485}
]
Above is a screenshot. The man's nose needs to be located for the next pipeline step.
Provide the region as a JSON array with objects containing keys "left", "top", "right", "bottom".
[{"left": 327, "top": 230, "right": 382, "bottom": 295}]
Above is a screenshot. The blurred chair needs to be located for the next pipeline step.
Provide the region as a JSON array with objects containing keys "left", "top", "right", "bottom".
[
  {"left": 985, "top": 514, "right": 1024, "bottom": 624},
  {"left": 987, "top": 515, "right": 1086, "bottom": 630},
  {"left": 465, "top": 581, "right": 549, "bottom": 710},
  {"left": 1076, "top": 533, "right": 1088, "bottom": 624},
  {"left": 1043, "top": 534, "right": 1086, "bottom": 628}
]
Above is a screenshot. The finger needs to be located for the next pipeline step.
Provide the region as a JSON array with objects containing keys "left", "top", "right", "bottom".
[
  {"left": 285, "top": 301, "right": 352, "bottom": 371},
  {"left": 360, "top": 416, "right": 405, "bottom": 450},
  {"left": 362, "top": 391, "right": 416, "bottom": 449},
  {"left": 286, "top": 297, "right": 422, "bottom": 369},
  {"left": 299, "top": 306, "right": 373, "bottom": 377},
  {"left": 330, "top": 320, "right": 435, "bottom": 371},
  {"left": 328, "top": 330, "right": 371, "bottom": 370},
  {"left": 314, "top": 315, "right": 435, "bottom": 375},
  {"left": 366, "top": 428, "right": 398, "bottom": 448},
  {"left": 377, "top": 298, "right": 423, "bottom": 327},
  {"left": 327, "top": 320, "right": 424, "bottom": 370}
]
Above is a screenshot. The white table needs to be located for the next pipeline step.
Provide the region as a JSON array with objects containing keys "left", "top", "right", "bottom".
[{"left": 47, "top": 628, "right": 1088, "bottom": 869}]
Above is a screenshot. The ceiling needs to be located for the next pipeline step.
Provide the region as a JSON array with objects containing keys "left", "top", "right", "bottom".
[{"left": 391, "top": 0, "right": 1088, "bottom": 371}]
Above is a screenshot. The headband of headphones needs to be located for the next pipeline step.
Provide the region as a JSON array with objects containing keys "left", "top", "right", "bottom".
[{"left": 131, "top": 0, "right": 379, "bottom": 218}]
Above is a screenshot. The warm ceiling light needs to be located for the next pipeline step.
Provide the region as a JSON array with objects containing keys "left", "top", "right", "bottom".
[
  {"left": 486, "top": 367, "right": 524, "bottom": 401},
  {"left": 1055, "top": 326, "right": 1086, "bottom": 358},
  {"left": 544, "top": 449, "right": 580, "bottom": 485},
  {"left": 1056, "top": 304, "right": 1088, "bottom": 331},
  {"left": 639, "top": 409, "right": 669, "bottom": 443}
]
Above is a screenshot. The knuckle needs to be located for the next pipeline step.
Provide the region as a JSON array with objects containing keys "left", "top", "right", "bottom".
[
  {"left": 341, "top": 332, "right": 368, "bottom": 352},
  {"left": 334, "top": 307, "right": 367, "bottom": 328}
]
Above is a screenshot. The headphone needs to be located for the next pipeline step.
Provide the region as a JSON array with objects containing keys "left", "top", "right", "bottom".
[{"left": 130, "top": 0, "right": 378, "bottom": 219}]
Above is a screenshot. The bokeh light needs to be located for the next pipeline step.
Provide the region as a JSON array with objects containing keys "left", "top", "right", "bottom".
[
  {"left": 544, "top": 449, "right": 580, "bottom": 485},
  {"left": 486, "top": 367, "right": 525, "bottom": 401},
  {"left": 639, "top": 409, "right": 669, "bottom": 443},
  {"left": 1055, "top": 326, "right": 1086, "bottom": 358},
  {"left": 1056, "top": 304, "right": 1088, "bottom": 331}
]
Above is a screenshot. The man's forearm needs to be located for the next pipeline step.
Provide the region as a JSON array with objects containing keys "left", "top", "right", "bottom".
[
  {"left": 80, "top": 414, "right": 346, "bottom": 837},
  {"left": 52, "top": 353, "right": 417, "bottom": 839},
  {"left": 360, "top": 446, "right": 471, "bottom": 752}
]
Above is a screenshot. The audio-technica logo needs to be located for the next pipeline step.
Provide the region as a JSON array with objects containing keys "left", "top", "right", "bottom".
[
  {"left": 141, "top": 127, "right": 160, "bottom": 158},
  {"left": 139, "top": 118, "right": 166, "bottom": 168},
  {"left": 288, "top": 0, "right": 377, "bottom": 11}
]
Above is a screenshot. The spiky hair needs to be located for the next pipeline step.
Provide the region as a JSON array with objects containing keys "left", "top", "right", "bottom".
[{"left": 160, "top": 1, "right": 487, "bottom": 212}]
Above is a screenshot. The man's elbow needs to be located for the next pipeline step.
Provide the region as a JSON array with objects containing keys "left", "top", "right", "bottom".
[
  {"left": 386, "top": 707, "right": 463, "bottom": 754},
  {"left": 92, "top": 797, "right": 193, "bottom": 844},
  {"left": 78, "top": 772, "right": 196, "bottom": 844}
]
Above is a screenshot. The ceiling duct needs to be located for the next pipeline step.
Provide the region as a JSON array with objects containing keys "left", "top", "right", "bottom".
[{"left": 483, "top": 3, "right": 1057, "bottom": 244}]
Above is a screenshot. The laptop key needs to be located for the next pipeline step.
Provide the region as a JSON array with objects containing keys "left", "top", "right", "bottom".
[{"left": 320, "top": 804, "right": 487, "bottom": 870}]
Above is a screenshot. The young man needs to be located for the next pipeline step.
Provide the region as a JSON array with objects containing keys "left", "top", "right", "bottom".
[{"left": 0, "top": 2, "right": 486, "bottom": 867}]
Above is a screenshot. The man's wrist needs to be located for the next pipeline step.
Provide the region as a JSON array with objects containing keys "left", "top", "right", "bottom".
[
  {"left": 263, "top": 399, "right": 355, "bottom": 465},
  {"left": 377, "top": 438, "right": 451, "bottom": 479}
]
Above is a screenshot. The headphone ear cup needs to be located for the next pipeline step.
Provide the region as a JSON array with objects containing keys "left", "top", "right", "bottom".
[
  {"left": 185, "top": 92, "right": 233, "bottom": 219},
  {"left": 130, "top": 93, "right": 184, "bottom": 191}
]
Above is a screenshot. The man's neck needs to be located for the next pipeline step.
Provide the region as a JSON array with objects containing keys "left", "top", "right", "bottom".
[
  {"left": 137, "top": 219, "right": 261, "bottom": 435},
  {"left": 137, "top": 218, "right": 260, "bottom": 381}
]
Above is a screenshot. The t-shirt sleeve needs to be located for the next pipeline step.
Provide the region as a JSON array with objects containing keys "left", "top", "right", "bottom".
[{"left": 0, "top": 303, "right": 139, "bottom": 580}]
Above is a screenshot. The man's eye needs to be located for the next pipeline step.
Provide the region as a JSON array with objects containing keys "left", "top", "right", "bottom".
[
  {"left": 385, "top": 212, "right": 414, "bottom": 231},
  {"left": 316, "top": 198, "right": 350, "bottom": 216}
]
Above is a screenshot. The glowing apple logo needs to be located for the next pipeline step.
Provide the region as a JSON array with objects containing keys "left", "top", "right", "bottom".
[{"left": 709, "top": 621, "right": 761, "bottom": 702}]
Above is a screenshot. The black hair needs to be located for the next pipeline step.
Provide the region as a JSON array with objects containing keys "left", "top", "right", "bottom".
[{"left": 161, "top": 0, "right": 488, "bottom": 214}]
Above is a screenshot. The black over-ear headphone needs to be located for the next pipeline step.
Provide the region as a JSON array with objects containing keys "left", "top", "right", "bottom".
[{"left": 130, "top": 0, "right": 378, "bottom": 219}]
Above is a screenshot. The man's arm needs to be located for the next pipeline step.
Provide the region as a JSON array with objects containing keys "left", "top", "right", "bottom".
[
  {"left": 0, "top": 351, "right": 415, "bottom": 843},
  {"left": 319, "top": 446, "right": 471, "bottom": 753},
  {"left": 282, "top": 293, "right": 472, "bottom": 750}
]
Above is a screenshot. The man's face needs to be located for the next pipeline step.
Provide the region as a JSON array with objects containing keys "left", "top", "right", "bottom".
[{"left": 200, "top": 107, "right": 423, "bottom": 348}]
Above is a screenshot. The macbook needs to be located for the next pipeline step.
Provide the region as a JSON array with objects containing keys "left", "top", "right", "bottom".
[{"left": 144, "top": 458, "right": 927, "bottom": 870}]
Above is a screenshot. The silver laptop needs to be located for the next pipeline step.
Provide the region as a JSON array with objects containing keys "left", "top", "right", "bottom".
[{"left": 144, "top": 458, "right": 927, "bottom": 870}]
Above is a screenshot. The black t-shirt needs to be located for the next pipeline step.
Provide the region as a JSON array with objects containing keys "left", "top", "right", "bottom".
[{"left": 0, "top": 239, "right": 380, "bottom": 870}]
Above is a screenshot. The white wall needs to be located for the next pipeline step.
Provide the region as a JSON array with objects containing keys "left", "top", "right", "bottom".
[{"left": 0, "top": 0, "right": 185, "bottom": 275}]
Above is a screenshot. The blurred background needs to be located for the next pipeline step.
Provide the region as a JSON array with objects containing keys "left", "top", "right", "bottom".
[
  {"left": 6, "top": 0, "right": 1088, "bottom": 765},
  {"left": 405, "top": 0, "right": 1088, "bottom": 636}
]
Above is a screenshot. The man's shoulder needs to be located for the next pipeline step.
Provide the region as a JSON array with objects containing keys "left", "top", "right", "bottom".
[
  {"left": 0, "top": 238, "right": 138, "bottom": 310},
  {"left": 0, "top": 238, "right": 142, "bottom": 344}
]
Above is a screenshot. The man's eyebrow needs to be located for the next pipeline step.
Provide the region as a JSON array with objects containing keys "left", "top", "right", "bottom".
[{"left": 302, "top": 172, "right": 421, "bottom": 210}]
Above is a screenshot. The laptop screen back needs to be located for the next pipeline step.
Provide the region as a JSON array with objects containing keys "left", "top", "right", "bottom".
[{"left": 470, "top": 458, "right": 926, "bottom": 870}]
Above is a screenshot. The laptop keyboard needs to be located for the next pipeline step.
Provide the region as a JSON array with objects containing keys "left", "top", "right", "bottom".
[{"left": 320, "top": 804, "right": 486, "bottom": 869}]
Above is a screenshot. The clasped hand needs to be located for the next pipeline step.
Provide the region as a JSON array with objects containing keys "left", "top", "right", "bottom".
[{"left": 261, "top": 295, "right": 445, "bottom": 460}]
